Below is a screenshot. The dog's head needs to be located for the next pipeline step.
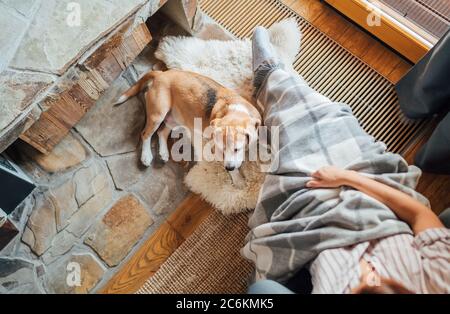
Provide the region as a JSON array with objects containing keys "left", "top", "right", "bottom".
[{"left": 210, "top": 111, "right": 260, "bottom": 171}]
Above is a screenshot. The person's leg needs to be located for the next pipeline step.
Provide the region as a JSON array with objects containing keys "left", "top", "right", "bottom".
[{"left": 248, "top": 280, "right": 294, "bottom": 294}]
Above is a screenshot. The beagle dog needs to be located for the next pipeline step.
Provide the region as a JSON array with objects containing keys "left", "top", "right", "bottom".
[{"left": 114, "top": 69, "right": 261, "bottom": 187}]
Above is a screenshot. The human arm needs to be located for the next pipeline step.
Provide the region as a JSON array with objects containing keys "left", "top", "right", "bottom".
[{"left": 306, "top": 166, "right": 444, "bottom": 235}]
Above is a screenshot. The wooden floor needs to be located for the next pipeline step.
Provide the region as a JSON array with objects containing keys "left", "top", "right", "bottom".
[{"left": 101, "top": 0, "right": 450, "bottom": 294}]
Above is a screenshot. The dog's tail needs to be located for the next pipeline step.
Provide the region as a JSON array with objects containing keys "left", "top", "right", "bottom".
[{"left": 112, "top": 71, "right": 158, "bottom": 107}]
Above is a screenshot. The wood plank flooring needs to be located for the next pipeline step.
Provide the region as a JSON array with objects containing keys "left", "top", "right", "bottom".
[{"left": 102, "top": 0, "right": 450, "bottom": 294}]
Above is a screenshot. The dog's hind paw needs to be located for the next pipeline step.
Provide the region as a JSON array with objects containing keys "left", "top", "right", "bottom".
[{"left": 141, "top": 153, "right": 153, "bottom": 167}]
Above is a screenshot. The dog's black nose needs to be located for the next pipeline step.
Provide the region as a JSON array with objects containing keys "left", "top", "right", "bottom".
[{"left": 225, "top": 166, "right": 235, "bottom": 171}]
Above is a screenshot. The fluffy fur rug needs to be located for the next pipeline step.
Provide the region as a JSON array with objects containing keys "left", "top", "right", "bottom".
[{"left": 155, "top": 19, "right": 301, "bottom": 214}]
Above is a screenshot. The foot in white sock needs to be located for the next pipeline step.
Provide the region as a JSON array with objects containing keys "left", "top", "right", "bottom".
[
  {"left": 252, "top": 26, "right": 281, "bottom": 73},
  {"left": 252, "top": 26, "right": 284, "bottom": 96}
]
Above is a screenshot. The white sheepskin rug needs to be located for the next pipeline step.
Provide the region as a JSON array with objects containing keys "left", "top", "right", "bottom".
[
  {"left": 155, "top": 19, "right": 302, "bottom": 214},
  {"left": 184, "top": 161, "right": 267, "bottom": 215}
]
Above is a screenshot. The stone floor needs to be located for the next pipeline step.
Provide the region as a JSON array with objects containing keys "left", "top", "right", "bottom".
[{"left": 0, "top": 17, "right": 193, "bottom": 294}]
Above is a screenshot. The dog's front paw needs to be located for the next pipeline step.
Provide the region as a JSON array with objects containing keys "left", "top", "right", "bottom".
[
  {"left": 141, "top": 152, "right": 153, "bottom": 167},
  {"left": 159, "top": 150, "right": 169, "bottom": 163}
]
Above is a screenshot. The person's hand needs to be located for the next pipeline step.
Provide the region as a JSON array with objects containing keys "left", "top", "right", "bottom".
[{"left": 306, "top": 166, "right": 350, "bottom": 188}]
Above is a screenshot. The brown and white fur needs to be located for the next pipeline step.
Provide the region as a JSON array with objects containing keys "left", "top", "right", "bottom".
[{"left": 113, "top": 69, "right": 261, "bottom": 187}]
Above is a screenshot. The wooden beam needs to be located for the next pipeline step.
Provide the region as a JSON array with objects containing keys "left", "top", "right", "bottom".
[{"left": 20, "top": 22, "right": 152, "bottom": 154}]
